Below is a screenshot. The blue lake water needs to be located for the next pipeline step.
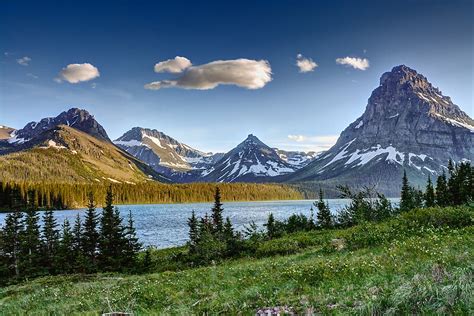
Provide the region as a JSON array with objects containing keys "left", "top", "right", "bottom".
[{"left": 0, "top": 199, "right": 399, "bottom": 249}]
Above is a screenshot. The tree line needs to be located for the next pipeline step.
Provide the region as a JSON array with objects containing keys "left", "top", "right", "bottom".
[
  {"left": 0, "top": 187, "right": 141, "bottom": 284},
  {"left": 185, "top": 160, "right": 473, "bottom": 263},
  {"left": 0, "top": 182, "right": 302, "bottom": 210}
]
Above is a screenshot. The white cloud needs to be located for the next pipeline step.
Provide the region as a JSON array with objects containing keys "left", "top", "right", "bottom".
[
  {"left": 154, "top": 56, "right": 192, "bottom": 73},
  {"left": 296, "top": 53, "right": 317, "bottom": 73},
  {"left": 26, "top": 73, "right": 38, "bottom": 79},
  {"left": 145, "top": 58, "right": 272, "bottom": 90},
  {"left": 16, "top": 56, "right": 31, "bottom": 66},
  {"left": 286, "top": 134, "right": 339, "bottom": 152},
  {"left": 336, "top": 57, "right": 369, "bottom": 70},
  {"left": 56, "top": 63, "right": 100, "bottom": 83}
]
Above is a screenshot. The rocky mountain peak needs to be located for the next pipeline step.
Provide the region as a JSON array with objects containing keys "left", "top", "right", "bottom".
[{"left": 8, "top": 107, "right": 110, "bottom": 144}]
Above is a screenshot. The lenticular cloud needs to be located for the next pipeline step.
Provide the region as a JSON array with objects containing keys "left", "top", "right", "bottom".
[{"left": 145, "top": 58, "right": 272, "bottom": 90}]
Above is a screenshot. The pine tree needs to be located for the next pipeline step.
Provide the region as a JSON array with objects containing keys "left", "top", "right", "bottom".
[
  {"left": 82, "top": 193, "right": 99, "bottom": 272},
  {"left": 211, "top": 187, "right": 224, "bottom": 235},
  {"left": 2, "top": 211, "right": 24, "bottom": 277},
  {"left": 435, "top": 171, "right": 449, "bottom": 206},
  {"left": 72, "top": 213, "right": 86, "bottom": 272},
  {"left": 142, "top": 247, "right": 152, "bottom": 272},
  {"left": 316, "top": 188, "right": 333, "bottom": 229},
  {"left": 400, "top": 170, "right": 413, "bottom": 212},
  {"left": 187, "top": 210, "right": 199, "bottom": 254},
  {"left": 21, "top": 206, "right": 42, "bottom": 277},
  {"left": 98, "top": 186, "right": 125, "bottom": 271},
  {"left": 424, "top": 176, "right": 436, "bottom": 207},
  {"left": 57, "top": 219, "right": 74, "bottom": 274},
  {"left": 41, "top": 209, "right": 59, "bottom": 273},
  {"left": 123, "top": 210, "right": 141, "bottom": 268},
  {"left": 265, "top": 213, "right": 277, "bottom": 239},
  {"left": 223, "top": 217, "right": 238, "bottom": 256}
]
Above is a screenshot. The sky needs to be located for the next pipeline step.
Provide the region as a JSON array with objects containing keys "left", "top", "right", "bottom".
[{"left": 0, "top": 0, "right": 472, "bottom": 153}]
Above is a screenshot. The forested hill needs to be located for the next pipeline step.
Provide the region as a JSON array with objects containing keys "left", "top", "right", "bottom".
[{"left": 0, "top": 182, "right": 303, "bottom": 210}]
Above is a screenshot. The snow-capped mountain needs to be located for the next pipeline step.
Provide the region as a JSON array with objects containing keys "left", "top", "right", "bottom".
[
  {"left": 0, "top": 109, "right": 169, "bottom": 183},
  {"left": 114, "top": 127, "right": 224, "bottom": 176},
  {"left": 201, "top": 134, "right": 298, "bottom": 182},
  {"left": 274, "top": 149, "right": 320, "bottom": 168},
  {"left": 286, "top": 65, "right": 474, "bottom": 195},
  {"left": 5, "top": 108, "right": 110, "bottom": 145},
  {"left": 0, "top": 125, "right": 15, "bottom": 140}
]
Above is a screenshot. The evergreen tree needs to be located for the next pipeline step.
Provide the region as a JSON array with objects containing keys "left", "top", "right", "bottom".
[
  {"left": 123, "top": 210, "right": 141, "bottom": 268},
  {"left": 2, "top": 211, "right": 24, "bottom": 277},
  {"left": 41, "top": 209, "right": 59, "bottom": 273},
  {"left": 142, "top": 247, "right": 152, "bottom": 272},
  {"left": 399, "top": 170, "right": 413, "bottom": 212},
  {"left": 424, "top": 176, "right": 436, "bottom": 207},
  {"left": 72, "top": 213, "right": 86, "bottom": 272},
  {"left": 435, "top": 171, "right": 449, "bottom": 206},
  {"left": 82, "top": 193, "right": 99, "bottom": 271},
  {"left": 98, "top": 186, "right": 125, "bottom": 271},
  {"left": 211, "top": 187, "right": 224, "bottom": 235},
  {"left": 316, "top": 188, "right": 333, "bottom": 228},
  {"left": 223, "top": 217, "right": 238, "bottom": 256},
  {"left": 187, "top": 210, "right": 199, "bottom": 254},
  {"left": 57, "top": 219, "right": 74, "bottom": 274},
  {"left": 265, "top": 213, "right": 277, "bottom": 239},
  {"left": 21, "top": 206, "right": 42, "bottom": 276}
]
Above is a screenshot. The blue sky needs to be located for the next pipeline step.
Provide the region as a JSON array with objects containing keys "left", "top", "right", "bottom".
[{"left": 1, "top": 0, "right": 472, "bottom": 153}]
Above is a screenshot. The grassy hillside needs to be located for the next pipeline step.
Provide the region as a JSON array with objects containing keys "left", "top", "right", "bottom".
[
  {"left": 0, "top": 125, "right": 168, "bottom": 183},
  {"left": 1, "top": 206, "right": 472, "bottom": 314}
]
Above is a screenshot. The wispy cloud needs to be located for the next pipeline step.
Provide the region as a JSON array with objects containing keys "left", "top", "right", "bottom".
[
  {"left": 284, "top": 134, "right": 339, "bottom": 152},
  {"left": 56, "top": 63, "right": 100, "bottom": 84},
  {"left": 145, "top": 58, "right": 272, "bottom": 90},
  {"left": 336, "top": 56, "right": 369, "bottom": 70},
  {"left": 16, "top": 56, "right": 31, "bottom": 66},
  {"left": 154, "top": 56, "right": 192, "bottom": 73},
  {"left": 296, "top": 53, "right": 317, "bottom": 73},
  {"left": 26, "top": 73, "right": 38, "bottom": 79}
]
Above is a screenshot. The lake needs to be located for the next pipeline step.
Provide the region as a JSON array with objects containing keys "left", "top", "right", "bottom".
[{"left": 0, "top": 199, "right": 399, "bottom": 249}]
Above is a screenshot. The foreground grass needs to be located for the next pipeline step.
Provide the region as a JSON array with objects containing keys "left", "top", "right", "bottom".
[{"left": 1, "top": 208, "right": 473, "bottom": 315}]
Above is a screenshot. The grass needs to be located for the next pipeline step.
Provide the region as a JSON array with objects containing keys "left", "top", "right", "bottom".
[{"left": 0, "top": 207, "right": 473, "bottom": 315}]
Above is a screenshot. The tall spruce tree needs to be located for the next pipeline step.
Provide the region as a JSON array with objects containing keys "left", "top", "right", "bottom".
[
  {"left": 399, "top": 170, "right": 413, "bottom": 212},
  {"left": 41, "top": 209, "right": 59, "bottom": 273},
  {"left": 316, "top": 188, "right": 333, "bottom": 229},
  {"left": 99, "top": 186, "right": 125, "bottom": 271},
  {"left": 21, "top": 205, "right": 42, "bottom": 276},
  {"left": 82, "top": 193, "right": 99, "bottom": 271},
  {"left": 211, "top": 187, "right": 224, "bottom": 235},
  {"left": 123, "top": 210, "right": 141, "bottom": 268},
  {"left": 2, "top": 211, "right": 24, "bottom": 277},
  {"left": 435, "top": 171, "right": 449, "bottom": 206},
  {"left": 57, "top": 219, "right": 74, "bottom": 274},
  {"left": 424, "top": 176, "right": 436, "bottom": 207},
  {"left": 72, "top": 213, "right": 86, "bottom": 272},
  {"left": 223, "top": 217, "right": 238, "bottom": 256},
  {"left": 187, "top": 210, "right": 199, "bottom": 254}
]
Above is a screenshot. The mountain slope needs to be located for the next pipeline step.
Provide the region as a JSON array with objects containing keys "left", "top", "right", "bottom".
[
  {"left": 201, "top": 134, "right": 298, "bottom": 182},
  {"left": 6, "top": 108, "right": 110, "bottom": 145},
  {"left": 0, "top": 110, "right": 170, "bottom": 184},
  {"left": 114, "top": 127, "right": 223, "bottom": 177},
  {"left": 286, "top": 65, "right": 474, "bottom": 194}
]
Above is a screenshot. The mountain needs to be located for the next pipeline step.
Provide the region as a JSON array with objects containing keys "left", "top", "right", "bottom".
[
  {"left": 274, "top": 149, "right": 320, "bottom": 168},
  {"left": 0, "top": 125, "right": 15, "bottom": 140},
  {"left": 0, "top": 109, "right": 169, "bottom": 184},
  {"left": 286, "top": 65, "right": 474, "bottom": 195},
  {"left": 201, "top": 134, "right": 298, "bottom": 182},
  {"left": 114, "top": 127, "right": 224, "bottom": 177},
  {"left": 6, "top": 108, "right": 110, "bottom": 145}
]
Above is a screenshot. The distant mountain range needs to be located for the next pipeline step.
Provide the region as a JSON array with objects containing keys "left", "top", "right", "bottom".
[{"left": 1, "top": 65, "right": 473, "bottom": 195}]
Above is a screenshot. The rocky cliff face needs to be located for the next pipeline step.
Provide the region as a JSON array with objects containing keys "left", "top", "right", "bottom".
[
  {"left": 287, "top": 65, "right": 474, "bottom": 194},
  {"left": 114, "top": 127, "right": 223, "bottom": 176}
]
